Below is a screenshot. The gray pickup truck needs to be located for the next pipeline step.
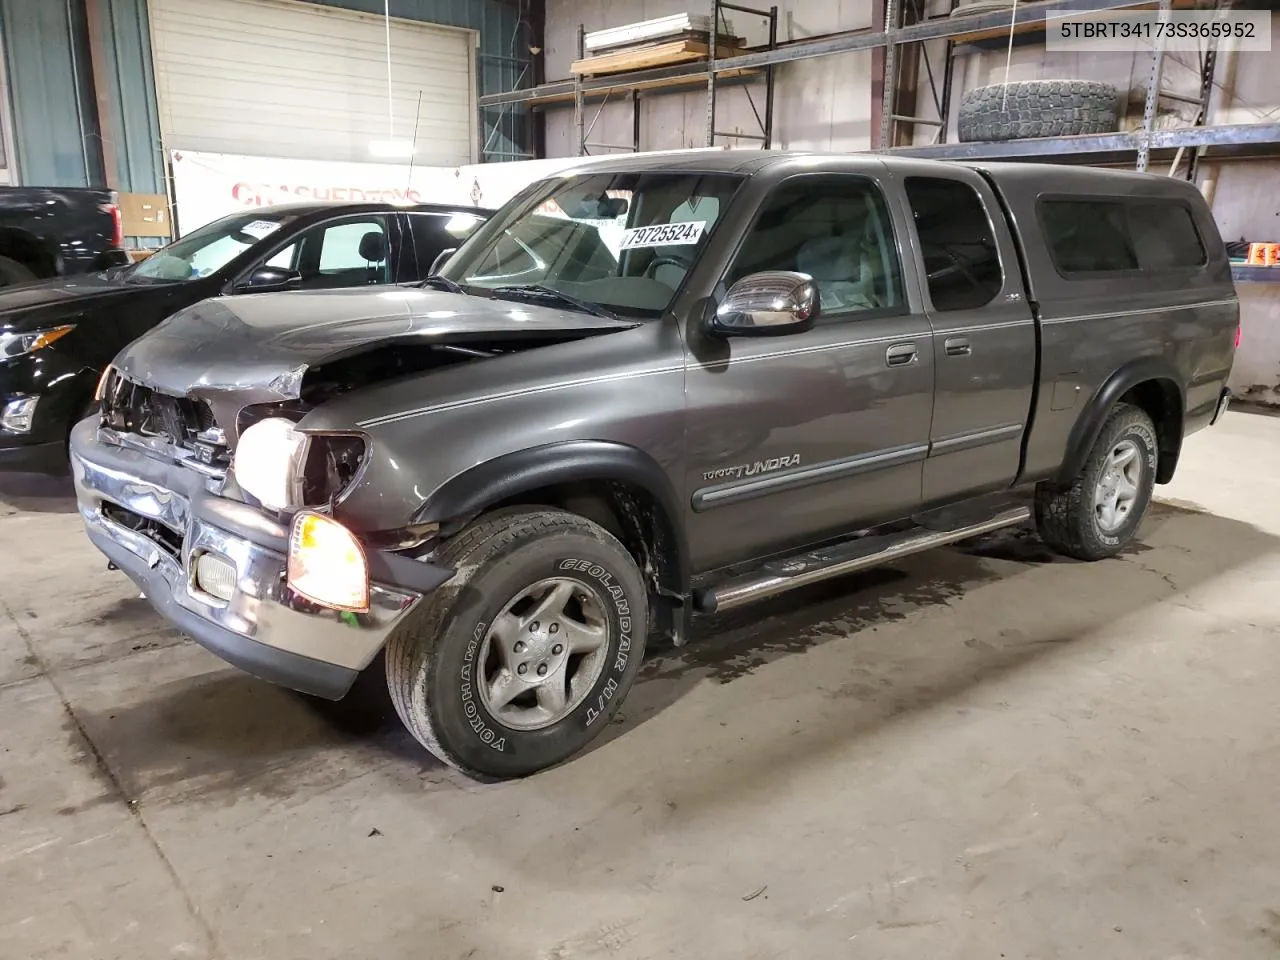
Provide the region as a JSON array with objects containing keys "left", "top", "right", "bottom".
[{"left": 70, "top": 151, "right": 1238, "bottom": 780}]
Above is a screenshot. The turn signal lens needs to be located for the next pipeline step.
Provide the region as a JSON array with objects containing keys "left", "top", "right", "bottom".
[
  {"left": 1234, "top": 324, "right": 1242, "bottom": 349},
  {"left": 29, "top": 326, "right": 75, "bottom": 350},
  {"left": 288, "top": 512, "right": 369, "bottom": 612}
]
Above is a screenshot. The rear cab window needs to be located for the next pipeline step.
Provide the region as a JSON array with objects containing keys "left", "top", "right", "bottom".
[
  {"left": 1038, "top": 197, "right": 1206, "bottom": 277},
  {"left": 904, "top": 176, "right": 1004, "bottom": 311}
]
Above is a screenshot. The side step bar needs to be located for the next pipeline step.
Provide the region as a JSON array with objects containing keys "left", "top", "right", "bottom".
[{"left": 696, "top": 506, "right": 1031, "bottom": 614}]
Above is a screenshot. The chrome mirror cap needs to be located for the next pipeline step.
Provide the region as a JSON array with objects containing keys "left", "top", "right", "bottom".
[{"left": 711, "top": 271, "right": 819, "bottom": 337}]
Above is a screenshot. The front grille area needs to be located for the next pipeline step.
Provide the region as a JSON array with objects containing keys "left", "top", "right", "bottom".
[
  {"left": 102, "top": 502, "right": 184, "bottom": 558},
  {"left": 100, "top": 369, "right": 226, "bottom": 466}
]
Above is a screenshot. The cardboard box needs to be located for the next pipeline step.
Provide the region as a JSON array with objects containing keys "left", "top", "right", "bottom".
[{"left": 119, "top": 193, "right": 171, "bottom": 239}]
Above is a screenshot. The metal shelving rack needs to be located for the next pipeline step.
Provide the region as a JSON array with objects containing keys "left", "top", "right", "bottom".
[
  {"left": 479, "top": 0, "right": 1280, "bottom": 279},
  {"left": 565, "top": 1, "right": 779, "bottom": 155}
]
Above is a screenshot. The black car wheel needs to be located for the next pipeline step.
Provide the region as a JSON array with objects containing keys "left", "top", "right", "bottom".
[
  {"left": 1035, "top": 403, "right": 1158, "bottom": 560},
  {"left": 0, "top": 255, "right": 37, "bottom": 287},
  {"left": 386, "top": 508, "right": 648, "bottom": 779}
]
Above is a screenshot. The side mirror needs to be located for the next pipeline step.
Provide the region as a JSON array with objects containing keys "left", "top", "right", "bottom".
[
  {"left": 709, "top": 271, "right": 818, "bottom": 338},
  {"left": 429, "top": 248, "right": 457, "bottom": 275},
  {"left": 234, "top": 265, "right": 301, "bottom": 293}
]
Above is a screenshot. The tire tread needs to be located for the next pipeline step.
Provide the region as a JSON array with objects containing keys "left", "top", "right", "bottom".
[
  {"left": 385, "top": 508, "right": 637, "bottom": 778},
  {"left": 1035, "top": 403, "right": 1155, "bottom": 561},
  {"left": 957, "top": 79, "right": 1120, "bottom": 143}
]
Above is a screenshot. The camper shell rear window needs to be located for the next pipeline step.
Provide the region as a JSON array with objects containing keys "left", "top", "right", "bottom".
[{"left": 1037, "top": 196, "right": 1207, "bottom": 278}]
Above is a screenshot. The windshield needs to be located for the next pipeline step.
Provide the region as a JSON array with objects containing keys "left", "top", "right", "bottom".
[
  {"left": 440, "top": 171, "right": 744, "bottom": 318},
  {"left": 129, "top": 211, "right": 299, "bottom": 282}
]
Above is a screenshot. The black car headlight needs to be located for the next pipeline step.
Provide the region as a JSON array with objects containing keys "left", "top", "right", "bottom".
[{"left": 0, "top": 324, "right": 75, "bottom": 360}]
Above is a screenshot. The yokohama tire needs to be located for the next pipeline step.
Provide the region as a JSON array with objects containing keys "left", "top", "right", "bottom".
[
  {"left": 1034, "top": 404, "right": 1158, "bottom": 561},
  {"left": 385, "top": 508, "right": 648, "bottom": 780},
  {"left": 957, "top": 80, "right": 1121, "bottom": 143}
]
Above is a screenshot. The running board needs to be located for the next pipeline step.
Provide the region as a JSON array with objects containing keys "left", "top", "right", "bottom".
[{"left": 695, "top": 506, "right": 1031, "bottom": 614}]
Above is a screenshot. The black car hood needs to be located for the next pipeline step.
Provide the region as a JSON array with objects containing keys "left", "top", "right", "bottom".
[
  {"left": 0, "top": 272, "right": 152, "bottom": 329},
  {"left": 113, "top": 286, "right": 638, "bottom": 413}
]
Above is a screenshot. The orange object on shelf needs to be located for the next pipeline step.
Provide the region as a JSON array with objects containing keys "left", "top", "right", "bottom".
[{"left": 1246, "top": 242, "right": 1280, "bottom": 266}]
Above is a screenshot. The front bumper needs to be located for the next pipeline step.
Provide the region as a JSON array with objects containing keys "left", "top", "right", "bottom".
[{"left": 69, "top": 419, "right": 452, "bottom": 699}]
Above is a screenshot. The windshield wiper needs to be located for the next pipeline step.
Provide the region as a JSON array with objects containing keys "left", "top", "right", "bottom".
[
  {"left": 419, "top": 274, "right": 463, "bottom": 293},
  {"left": 490, "top": 284, "right": 617, "bottom": 321}
]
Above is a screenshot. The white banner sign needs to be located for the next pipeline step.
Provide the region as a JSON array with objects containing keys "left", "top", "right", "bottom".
[{"left": 168, "top": 147, "right": 735, "bottom": 237}]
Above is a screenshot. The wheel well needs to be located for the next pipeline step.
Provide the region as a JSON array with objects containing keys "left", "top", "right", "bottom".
[
  {"left": 1119, "top": 378, "right": 1182, "bottom": 483},
  {"left": 487, "top": 479, "right": 686, "bottom": 644},
  {"left": 0, "top": 229, "right": 54, "bottom": 277}
]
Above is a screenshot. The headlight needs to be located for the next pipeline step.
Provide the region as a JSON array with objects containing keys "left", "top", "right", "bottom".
[
  {"left": 288, "top": 511, "right": 369, "bottom": 612},
  {"left": 232, "top": 417, "right": 308, "bottom": 510},
  {"left": 0, "top": 324, "right": 75, "bottom": 360}
]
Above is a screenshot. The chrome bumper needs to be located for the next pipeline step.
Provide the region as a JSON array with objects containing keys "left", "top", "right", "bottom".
[{"left": 69, "top": 419, "right": 448, "bottom": 699}]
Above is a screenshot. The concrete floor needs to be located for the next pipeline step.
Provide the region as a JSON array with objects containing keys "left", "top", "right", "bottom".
[{"left": 2, "top": 410, "right": 1280, "bottom": 960}]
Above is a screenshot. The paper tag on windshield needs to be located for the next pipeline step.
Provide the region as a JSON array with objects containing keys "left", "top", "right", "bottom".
[
  {"left": 619, "top": 220, "right": 707, "bottom": 250},
  {"left": 241, "top": 219, "right": 281, "bottom": 240}
]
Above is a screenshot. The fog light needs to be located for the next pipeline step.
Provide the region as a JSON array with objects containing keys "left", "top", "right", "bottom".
[
  {"left": 1, "top": 396, "right": 38, "bottom": 433},
  {"left": 193, "top": 552, "right": 237, "bottom": 602},
  {"left": 288, "top": 512, "right": 369, "bottom": 612}
]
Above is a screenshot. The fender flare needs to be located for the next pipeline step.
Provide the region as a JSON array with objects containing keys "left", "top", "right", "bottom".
[
  {"left": 1057, "top": 357, "right": 1185, "bottom": 484},
  {"left": 414, "top": 440, "right": 689, "bottom": 595}
]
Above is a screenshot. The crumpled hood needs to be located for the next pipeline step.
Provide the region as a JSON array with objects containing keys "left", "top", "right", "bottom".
[{"left": 112, "top": 285, "right": 637, "bottom": 412}]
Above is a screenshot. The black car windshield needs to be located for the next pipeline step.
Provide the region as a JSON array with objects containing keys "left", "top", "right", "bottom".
[
  {"left": 439, "top": 171, "right": 744, "bottom": 318},
  {"left": 129, "top": 211, "right": 299, "bottom": 282}
]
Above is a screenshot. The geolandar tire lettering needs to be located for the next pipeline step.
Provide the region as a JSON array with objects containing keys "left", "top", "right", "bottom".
[
  {"left": 1034, "top": 403, "right": 1158, "bottom": 562},
  {"left": 385, "top": 508, "right": 649, "bottom": 780}
]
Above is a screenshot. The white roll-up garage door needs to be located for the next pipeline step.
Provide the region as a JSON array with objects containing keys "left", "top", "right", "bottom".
[{"left": 149, "top": 0, "right": 475, "bottom": 165}]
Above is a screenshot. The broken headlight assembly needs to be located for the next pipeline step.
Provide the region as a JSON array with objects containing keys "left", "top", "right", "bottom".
[{"left": 232, "top": 416, "right": 368, "bottom": 512}]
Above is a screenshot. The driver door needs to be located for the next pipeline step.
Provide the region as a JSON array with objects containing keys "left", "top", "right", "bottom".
[{"left": 681, "top": 173, "right": 936, "bottom": 573}]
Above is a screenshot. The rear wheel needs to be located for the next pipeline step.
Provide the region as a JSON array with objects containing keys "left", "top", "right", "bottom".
[
  {"left": 385, "top": 508, "right": 648, "bottom": 779},
  {"left": 1035, "top": 404, "right": 1158, "bottom": 560}
]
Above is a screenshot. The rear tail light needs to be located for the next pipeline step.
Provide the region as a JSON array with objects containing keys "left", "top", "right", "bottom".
[
  {"left": 99, "top": 201, "right": 123, "bottom": 248},
  {"left": 1234, "top": 324, "right": 1241, "bottom": 349}
]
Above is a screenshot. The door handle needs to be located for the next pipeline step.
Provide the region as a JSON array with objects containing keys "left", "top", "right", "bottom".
[
  {"left": 944, "top": 337, "right": 972, "bottom": 357},
  {"left": 885, "top": 342, "right": 917, "bottom": 367}
]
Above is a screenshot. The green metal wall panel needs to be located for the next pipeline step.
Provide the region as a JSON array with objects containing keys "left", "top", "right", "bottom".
[
  {"left": 0, "top": 0, "right": 529, "bottom": 188},
  {"left": 0, "top": 0, "right": 103, "bottom": 186},
  {"left": 92, "top": 0, "right": 165, "bottom": 193}
]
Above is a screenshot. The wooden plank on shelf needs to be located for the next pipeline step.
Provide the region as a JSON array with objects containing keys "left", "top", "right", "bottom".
[
  {"left": 572, "top": 37, "right": 746, "bottom": 77},
  {"left": 529, "top": 68, "right": 761, "bottom": 106}
]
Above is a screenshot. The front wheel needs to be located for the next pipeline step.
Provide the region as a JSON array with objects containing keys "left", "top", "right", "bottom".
[
  {"left": 1035, "top": 403, "right": 1158, "bottom": 561},
  {"left": 385, "top": 508, "right": 648, "bottom": 779}
]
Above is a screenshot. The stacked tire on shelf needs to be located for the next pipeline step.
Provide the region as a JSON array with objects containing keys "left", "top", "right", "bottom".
[{"left": 949, "top": 0, "right": 1122, "bottom": 143}]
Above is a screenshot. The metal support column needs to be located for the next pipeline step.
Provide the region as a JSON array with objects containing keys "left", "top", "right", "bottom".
[
  {"left": 764, "top": 5, "right": 777, "bottom": 147},
  {"left": 705, "top": 0, "right": 719, "bottom": 146},
  {"left": 632, "top": 89, "right": 641, "bottom": 152},
  {"left": 1186, "top": 0, "right": 1228, "bottom": 182},
  {"left": 574, "top": 24, "right": 586, "bottom": 156},
  {"left": 935, "top": 0, "right": 961, "bottom": 143},
  {"left": 1136, "top": 0, "right": 1172, "bottom": 172},
  {"left": 878, "top": 0, "right": 900, "bottom": 149}
]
